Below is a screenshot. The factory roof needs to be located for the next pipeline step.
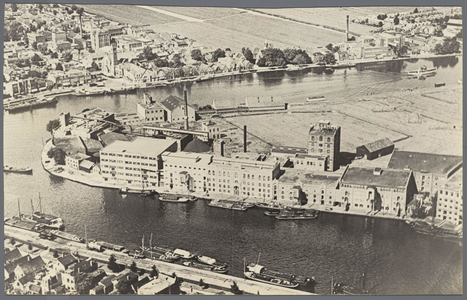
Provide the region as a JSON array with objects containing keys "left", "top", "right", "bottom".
[
  {"left": 102, "top": 137, "right": 176, "bottom": 158},
  {"left": 278, "top": 169, "right": 341, "bottom": 186},
  {"left": 162, "top": 151, "right": 212, "bottom": 166},
  {"left": 357, "top": 138, "right": 394, "bottom": 153},
  {"left": 182, "top": 138, "right": 211, "bottom": 153},
  {"left": 159, "top": 95, "right": 194, "bottom": 112},
  {"left": 341, "top": 167, "right": 411, "bottom": 189},
  {"left": 388, "top": 151, "right": 462, "bottom": 175},
  {"left": 271, "top": 146, "right": 308, "bottom": 155}
]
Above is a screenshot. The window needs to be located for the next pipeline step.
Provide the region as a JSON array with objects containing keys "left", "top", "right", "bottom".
[
  {"left": 319, "top": 136, "right": 323, "bottom": 141},
  {"left": 327, "top": 137, "right": 331, "bottom": 142}
]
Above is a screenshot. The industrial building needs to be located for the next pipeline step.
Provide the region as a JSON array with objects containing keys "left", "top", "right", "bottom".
[{"left": 356, "top": 138, "right": 394, "bottom": 160}]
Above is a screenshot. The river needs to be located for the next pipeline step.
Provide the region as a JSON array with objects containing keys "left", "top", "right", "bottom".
[{"left": 3, "top": 57, "right": 462, "bottom": 295}]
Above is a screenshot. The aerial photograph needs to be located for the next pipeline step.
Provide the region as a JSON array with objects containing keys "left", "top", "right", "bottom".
[{"left": 3, "top": 3, "right": 463, "bottom": 296}]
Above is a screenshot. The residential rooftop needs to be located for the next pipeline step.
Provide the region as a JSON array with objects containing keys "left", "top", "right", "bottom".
[{"left": 388, "top": 150, "right": 462, "bottom": 175}]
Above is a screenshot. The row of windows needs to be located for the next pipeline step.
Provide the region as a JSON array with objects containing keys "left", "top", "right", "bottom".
[
  {"left": 311, "top": 136, "right": 332, "bottom": 142},
  {"left": 440, "top": 198, "right": 461, "bottom": 205},
  {"left": 101, "top": 153, "right": 156, "bottom": 160},
  {"left": 309, "top": 148, "right": 329, "bottom": 153},
  {"left": 439, "top": 190, "right": 461, "bottom": 198}
]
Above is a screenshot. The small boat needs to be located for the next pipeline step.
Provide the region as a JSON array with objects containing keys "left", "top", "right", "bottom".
[
  {"left": 119, "top": 187, "right": 155, "bottom": 196},
  {"left": 275, "top": 209, "right": 319, "bottom": 220},
  {"left": 255, "top": 202, "right": 282, "bottom": 209},
  {"left": 50, "top": 230, "right": 84, "bottom": 243},
  {"left": 173, "top": 248, "right": 195, "bottom": 259},
  {"left": 306, "top": 96, "right": 325, "bottom": 102},
  {"left": 244, "top": 264, "right": 300, "bottom": 289},
  {"left": 264, "top": 208, "right": 281, "bottom": 216},
  {"left": 4, "top": 165, "right": 33, "bottom": 174},
  {"left": 196, "top": 255, "right": 229, "bottom": 269},
  {"left": 95, "top": 241, "right": 126, "bottom": 252},
  {"left": 407, "top": 66, "right": 437, "bottom": 78},
  {"left": 159, "top": 194, "right": 189, "bottom": 203},
  {"left": 183, "top": 260, "right": 229, "bottom": 274},
  {"left": 231, "top": 203, "right": 249, "bottom": 211},
  {"left": 407, "top": 220, "right": 462, "bottom": 244}
]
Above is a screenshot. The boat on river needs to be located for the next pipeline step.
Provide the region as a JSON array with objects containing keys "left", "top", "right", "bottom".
[
  {"left": 306, "top": 96, "right": 326, "bottom": 102},
  {"left": 159, "top": 194, "right": 189, "bottom": 203},
  {"left": 183, "top": 260, "right": 229, "bottom": 274},
  {"left": 244, "top": 263, "right": 300, "bottom": 289},
  {"left": 119, "top": 187, "right": 155, "bottom": 196},
  {"left": 173, "top": 248, "right": 195, "bottom": 259},
  {"left": 4, "top": 165, "right": 33, "bottom": 174},
  {"left": 195, "top": 255, "right": 229, "bottom": 271},
  {"left": 264, "top": 208, "right": 281, "bottom": 216},
  {"left": 407, "top": 66, "right": 437, "bottom": 78},
  {"left": 275, "top": 209, "right": 319, "bottom": 220},
  {"left": 50, "top": 230, "right": 84, "bottom": 243},
  {"left": 407, "top": 220, "right": 462, "bottom": 244}
]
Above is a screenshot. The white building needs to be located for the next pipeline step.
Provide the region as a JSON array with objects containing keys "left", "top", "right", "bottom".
[
  {"left": 100, "top": 137, "right": 177, "bottom": 187},
  {"left": 436, "top": 169, "right": 463, "bottom": 225}
]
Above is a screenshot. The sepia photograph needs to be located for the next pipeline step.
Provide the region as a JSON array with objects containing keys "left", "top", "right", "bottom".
[{"left": 3, "top": 2, "right": 463, "bottom": 296}]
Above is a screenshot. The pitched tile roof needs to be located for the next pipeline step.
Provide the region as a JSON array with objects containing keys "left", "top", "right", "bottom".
[
  {"left": 5, "top": 248, "right": 22, "bottom": 265},
  {"left": 58, "top": 254, "right": 77, "bottom": 268},
  {"left": 17, "top": 256, "right": 46, "bottom": 276},
  {"left": 5, "top": 255, "right": 31, "bottom": 274},
  {"left": 17, "top": 272, "right": 36, "bottom": 285},
  {"left": 358, "top": 138, "right": 394, "bottom": 153}
]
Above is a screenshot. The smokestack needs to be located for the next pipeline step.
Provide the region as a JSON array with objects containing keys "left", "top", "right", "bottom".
[
  {"left": 244, "top": 125, "right": 247, "bottom": 153},
  {"left": 346, "top": 15, "right": 349, "bottom": 41},
  {"left": 184, "top": 90, "right": 189, "bottom": 130}
]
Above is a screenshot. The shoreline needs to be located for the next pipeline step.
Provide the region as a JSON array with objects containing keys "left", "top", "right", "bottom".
[
  {"left": 4, "top": 53, "right": 461, "bottom": 107},
  {"left": 42, "top": 140, "right": 415, "bottom": 223}
]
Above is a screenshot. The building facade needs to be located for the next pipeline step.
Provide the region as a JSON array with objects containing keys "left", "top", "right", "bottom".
[
  {"left": 100, "top": 137, "right": 177, "bottom": 187},
  {"left": 91, "top": 28, "right": 111, "bottom": 50},
  {"left": 307, "top": 121, "right": 341, "bottom": 171},
  {"left": 136, "top": 94, "right": 166, "bottom": 124},
  {"left": 436, "top": 169, "right": 463, "bottom": 225}
]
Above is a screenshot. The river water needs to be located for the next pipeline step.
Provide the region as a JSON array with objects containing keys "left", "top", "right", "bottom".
[{"left": 3, "top": 57, "right": 462, "bottom": 295}]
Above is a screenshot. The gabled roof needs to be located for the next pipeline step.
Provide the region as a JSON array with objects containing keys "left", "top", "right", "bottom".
[
  {"left": 5, "top": 248, "right": 22, "bottom": 265},
  {"left": 5, "top": 255, "right": 31, "bottom": 274},
  {"left": 57, "top": 254, "right": 77, "bottom": 268},
  {"left": 17, "top": 256, "right": 46, "bottom": 275},
  {"left": 100, "top": 274, "right": 116, "bottom": 287},
  {"left": 159, "top": 95, "right": 185, "bottom": 112},
  {"left": 29, "top": 284, "right": 42, "bottom": 293},
  {"left": 358, "top": 138, "right": 394, "bottom": 153},
  {"left": 17, "top": 272, "right": 36, "bottom": 285}
]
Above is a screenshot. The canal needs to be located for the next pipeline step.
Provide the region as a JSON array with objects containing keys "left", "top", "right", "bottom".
[{"left": 3, "top": 56, "right": 462, "bottom": 295}]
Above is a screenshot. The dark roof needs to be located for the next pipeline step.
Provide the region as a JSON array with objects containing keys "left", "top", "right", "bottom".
[
  {"left": 358, "top": 138, "right": 394, "bottom": 153},
  {"left": 183, "top": 138, "right": 211, "bottom": 153},
  {"left": 159, "top": 95, "right": 184, "bottom": 112},
  {"left": 113, "top": 270, "right": 138, "bottom": 283},
  {"left": 100, "top": 275, "right": 116, "bottom": 288},
  {"left": 99, "top": 132, "right": 133, "bottom": 147},
  {"left": 29, "top": 284, "right": 42, "bottom": 293},
  {"left": 272, "top": 146, "right": 308, "bottom": 155},
  {"left": 17, "top": 256, "right": 46, "bottom": 276},
  {"left": 295, "top": 153, "right": 325, "bottom": 160},
  {"left": 17, "top": 273, "right": 36, "bottom": 285},
  {"left": 5, "top": 248, "right": 22, "bottom": 265},
  {"left": 388, "top": 151, "right": 462, "bottom": 175},
  {"left": 341, "top": 167, "right": 411, "bottom": 189},
  {"left": 82, "top": 138, "right": 103, "bottom": 152},
  {"left": 72, "top": 259, "right": 97, "bottom": 275},
  {"left": 58, "top": 254, "right": 77, "bottom": 268},
  {"left": 92, "top": 285, "right": 105, "bottom": 294},
  {"left": 443, "top": 168, "right": 463, "bottom": 191},
  {"left": 5, "top": 255, "right": 31, "bottom": 274},
  {"left": 54, "top": 285, "right": 67, "bottom": 294},
  {"left": 137, "top": 275, "right": 150, "bottom": 288}
]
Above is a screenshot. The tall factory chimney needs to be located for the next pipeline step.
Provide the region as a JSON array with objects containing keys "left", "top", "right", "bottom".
[
  {"left": 346, "top": 15, "right": 350, "bottom": 41},
  {"left": 244, "top": 125, "right": 247, "bottom": 153},
  {"left": 184, "top": 90, "right": 189, "bottom": 130}
]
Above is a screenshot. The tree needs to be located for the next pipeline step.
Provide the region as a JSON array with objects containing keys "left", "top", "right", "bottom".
[
  {"left": 51, "top": 52, "right": 59, "bottom": 59},
  {"left": 256, "top": 48, "right": 286, "bottom": 67},
  {"left": 71, "top": 4, "right": 78, "bottom": 11},
  {"left": 242, "top": 48, "right": 254, "bottom": 63},
  {"left": 11, "top": 3, "right": 18, "bottom": 12},
  {"left": 53, "top": 4, "right": 60, "bottom": 8},
  {"left": 284, "top": 48, "right": 312, "bottom": 64},
  {"left": 28, "top": 243, "right": 33, "bottom": 250},
  {"left": 326, "top": 43, "right": 334, "bottom": 52},
  {"left": 31, "top": 53, "right": 42, "bottom": 65},
  {"left": 108, "top": 254, "right": 117, "bottom": 271},
  {"left": 47, "top": 147, "right": 66, "bottom": 165},
  {"left": 10, "top": 237, "right": 16, "bottom": 245},
  {"left": 130, "top": 261, "right": 137, "bottom": 273},
  {"left": 142, "top": 46, "right": 157, "bottom": 61},
  {"left": 75, "top": 272, "right": 93, "bottom": 294},
  {"left": 191, "top": 49, "right": 204, "bottom": 62},
  {"left": 56, "top": 63, "right": 63, "bottom": 71},
  {"left": 378, "top": 21, "right": 384, "bottom": 27},
  {"left": 413, "top": 8, "right": 418, "bottom": 14},
  {"left": 29, "top": 24, "right": 37, "bottom": 32},
  {"left": 91, "top": 61, "right": 100, "bottom": 71},
  {"left": 46, "top": 119, "right": 61, "bottom": 134},
  {"left": 211, "top": 48, "right": 226, "bottom": 63},
  {"left": 394, "top": 15, "right": 400, "bottom": 25},
  {"left": 150, "top": 265, "right": 159, "bottom": 278},
  {"left": 324, "top": 53, "right": 336, "bottom": 65},
  {"left": 62, "top": 52, "right": 73, "bottom": 62},
  {"left": 115, "top": 280, "right": 133, "bottom": 294},
  {"left": 31, "top": 41, "right": 38, "bottom": 50},
  {"left": 53, "top": 250, "right": 59, "bottom": 258},
  {"left": 154, "top": 59, "right": 168, "bottom": 68},
  {"left": 171, "top": 54, "right": 184, "bottom": 68}
]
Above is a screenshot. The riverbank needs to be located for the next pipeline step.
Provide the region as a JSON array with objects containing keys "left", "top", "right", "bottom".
[
  {"left": 5, "top": 53, "right": 460, "bottom": 110},
  {"left": 4, "top": 224, "right": 312, "bottom": 296}
]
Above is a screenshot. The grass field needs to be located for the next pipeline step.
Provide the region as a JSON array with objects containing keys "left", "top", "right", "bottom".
[{"left": 153, "top": 6, "right": 242, "bottom": 20}]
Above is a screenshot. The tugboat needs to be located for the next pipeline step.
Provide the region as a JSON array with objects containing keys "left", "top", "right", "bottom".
[
  {"left": 408, "top": 65, "right": 437, "bottom": 78},
  {"left": 159, "top": 194, "right": 189, "bottom": 203},
  {"left": 119, "top": 187, "right": 155, "bottom": 196},
  {"left": 4, "top": 165, "right": 33, "bottom": 174},
  {"left": 194, "top": 255, "right": 229, "bottom": 273},
  {"left": 264, "top": 208, "right": 281, "bottom": 216}
]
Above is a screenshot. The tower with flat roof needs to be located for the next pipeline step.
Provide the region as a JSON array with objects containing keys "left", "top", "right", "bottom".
[{"left": 307, "top": 121, "right": 341, "bottom": 171}]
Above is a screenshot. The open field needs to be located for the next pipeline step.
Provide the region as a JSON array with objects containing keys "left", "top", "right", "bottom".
[
  {"left": 219, "top": 85, "right": 462, "bottom": 157},
  {"left": 80, "top": 5, "right": 185, "bottom": 25},
  {"left": 153, "top": 6, "right": 242, "bottom": 20}
]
